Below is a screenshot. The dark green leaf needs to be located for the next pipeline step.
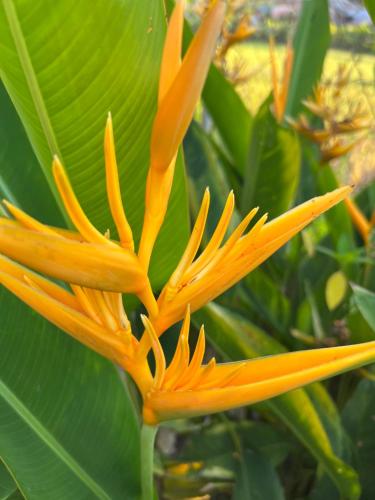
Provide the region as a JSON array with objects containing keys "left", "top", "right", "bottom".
[
  {"left": 233, "top": 450, "right": 284, "bottom": 500},
  {"left": 0, "top": 288, "right": 141, "bottom": 499},
  {"left": 0, "top": 83, "right": 62, "bottom": 226},
  {"left": 184, "top": 122, "right": 240, "bottom": 241},
  {"left": 0, "top": 462, "right": 18, "bottom": 500},
  {"left": 242, "top": 100, "right": 301, "bottom": 219},
  {"left": 352, "top": 284, "right": 375, "bottom": 332},
  {"left": 202, "top": 65, "right": 252, "bottom": 175},
  {"left": 177, "top": 420, "right": 293, "bottom": 467},
  {"left": 286, "top": 0, "right": 330, "bottom": 117},
  {"left": 342, "top": 379, "right": 375, "bottom": 500}
]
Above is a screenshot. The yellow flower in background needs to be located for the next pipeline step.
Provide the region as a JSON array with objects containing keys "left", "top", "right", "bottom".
[{"left": 1, "top": 0, "right": 375, "bottom": 427}]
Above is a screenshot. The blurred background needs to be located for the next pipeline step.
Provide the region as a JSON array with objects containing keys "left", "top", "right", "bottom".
[{"left": 186, "top": 0, "right": 374, "bottom": 189}]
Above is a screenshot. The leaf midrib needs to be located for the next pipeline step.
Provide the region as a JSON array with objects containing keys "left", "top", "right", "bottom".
[
  {"left": 1, "top": 0, "right": 66, "bottom": 220},
  {"left": 0, "top": 379, "right": 110, "bottom": 499}
]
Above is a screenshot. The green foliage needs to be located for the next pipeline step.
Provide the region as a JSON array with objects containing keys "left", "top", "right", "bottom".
[
  {"left": 343, "top": 379, "right": 375, "bottom": 500},
  {"left": 193, "top": 303, "right": 361, "bottom": 500},
  {"left": 352, "top": 285, "right": 375, "bottom": 332},
  {"left": 233, "top": 450, "right": 284, "bottom": 500},
  {"left": 0, "top": 288, "right": 141, "bottom": 499},
  {"left": 0, "top": 462, "right": 18, "bottom": 499},
  {"left": 242, "top": 99, "right": 301, "bottom": 219},
  {"left": 286, "top": 0, "right": 331, "bottom": 117}
]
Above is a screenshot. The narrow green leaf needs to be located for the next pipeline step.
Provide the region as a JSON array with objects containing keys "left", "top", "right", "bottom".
[
  {"left": 0, "top": 83, "right": 61, "bottom": 226},
  {"left": 193, "top": 302, "right": 360, "bottom": 500},
  {"left": 286, "top": 0, "right": 330, "bottom": 117},
  {"left": 352, "top": 284, "right": 375, "bottom": 332},
  {"left": 242, "top": 99, "right": 301, "bottom": 219},
  {"left": 0, "top": 0, "right": 189, "bottom": 288},
  {"left": 0, "top": 288, "right": 141, "bottom": 500},
  {"left": 184, "top": 122, "right": 240, "bottom": 241},
  {"left": 202, "top": 64, "right": 253, "bottom": 174}
]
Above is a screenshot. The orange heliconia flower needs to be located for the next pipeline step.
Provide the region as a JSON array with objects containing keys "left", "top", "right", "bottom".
[{"left": 1, "top": 0, "right": 375, "bottom": 425}]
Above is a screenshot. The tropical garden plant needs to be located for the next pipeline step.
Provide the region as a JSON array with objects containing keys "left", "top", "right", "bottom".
[{"left": 0, "top": 0, "right": 374, "bottom": 499}]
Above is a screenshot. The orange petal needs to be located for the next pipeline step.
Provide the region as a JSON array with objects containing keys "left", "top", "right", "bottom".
[
  {"left": 143, "top": 340, "right": 375, "bottom": 424},
  {"left": 104, "top": 114, "right": 134, "bottom": 249},
  {"left": 0, "top": 220, "right": 152, "bottom": 298},
  {"left": 158, "top": 0, "right": 184, "bottom": 102},
  {"left": 150, "top": 0, "right": 225, "bottom": 171},
  {"left": 344, "top": 197, "right": 370, "bottom": 244},
  {"left": 0, "top": 254, "right": 80, "bottom": 311},
  {"left": 155, "top": 186, "right": 352, "bottom": 332},
  {"left": 52, "top": 157, "right": 115, "bottom": 246}
]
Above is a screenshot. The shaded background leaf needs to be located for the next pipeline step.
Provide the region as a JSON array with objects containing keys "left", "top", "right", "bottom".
[
  {"left": 286, "top": 0, "right": 331, "bottom": 118},
  {"left": 242, "top": 99, "right": 301, "bottom": 219}
]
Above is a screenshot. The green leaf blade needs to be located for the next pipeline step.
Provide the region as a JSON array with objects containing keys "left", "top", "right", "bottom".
[{"left": 0, "top": 289, "right": 141, "bottom": 500}]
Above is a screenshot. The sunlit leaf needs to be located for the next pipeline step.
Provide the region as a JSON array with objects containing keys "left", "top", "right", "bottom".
[{"left": 325, "top": 271, "right": 348, "bottom": 311}]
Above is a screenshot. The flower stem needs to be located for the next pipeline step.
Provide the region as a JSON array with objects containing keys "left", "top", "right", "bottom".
[{"left": 141, "top": 423, "right": 158, "bottom": 500}]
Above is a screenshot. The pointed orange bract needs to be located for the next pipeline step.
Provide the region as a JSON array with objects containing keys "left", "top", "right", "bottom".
[
  {"left": 139, "top": 0, "right": 225, "bottom": 270},
  {"left": 269, "top": 37, "right": 294, "bottom": 122},
  {"left": 141, "top": 308, "right": 375, "bottom": 424},
  {"left": 344, "top": 196, "right": 373, "bottom": 245}
]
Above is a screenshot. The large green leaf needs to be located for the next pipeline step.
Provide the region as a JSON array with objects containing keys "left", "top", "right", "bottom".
[
  {"left": 193, "top": 302, "right": 361, "bottom": 500},
  {"left": 285, "top": 0, "right": 330, "bottom": 117},
  {"left": 0, "top": 288, "right": 141, "bottom": 500},
  {"left": 0, "top": 462, "right": 18, "bottom": 499},
  {"left": 0, "top": 76, "right": 144, "bottom": 500},
  {"left": 0, "top": 82, "right": 62, "bottom": 225},
  {"left": 242, "top": 99, "right": 301, "bottom": 219},
  {"left": 0, "top": 0, "right": 189, "bottom": 288}
]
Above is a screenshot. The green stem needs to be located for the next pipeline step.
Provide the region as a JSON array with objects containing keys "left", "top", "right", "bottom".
[{"left": 141, "top": 423, "right": 158, "bottom": 500}]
